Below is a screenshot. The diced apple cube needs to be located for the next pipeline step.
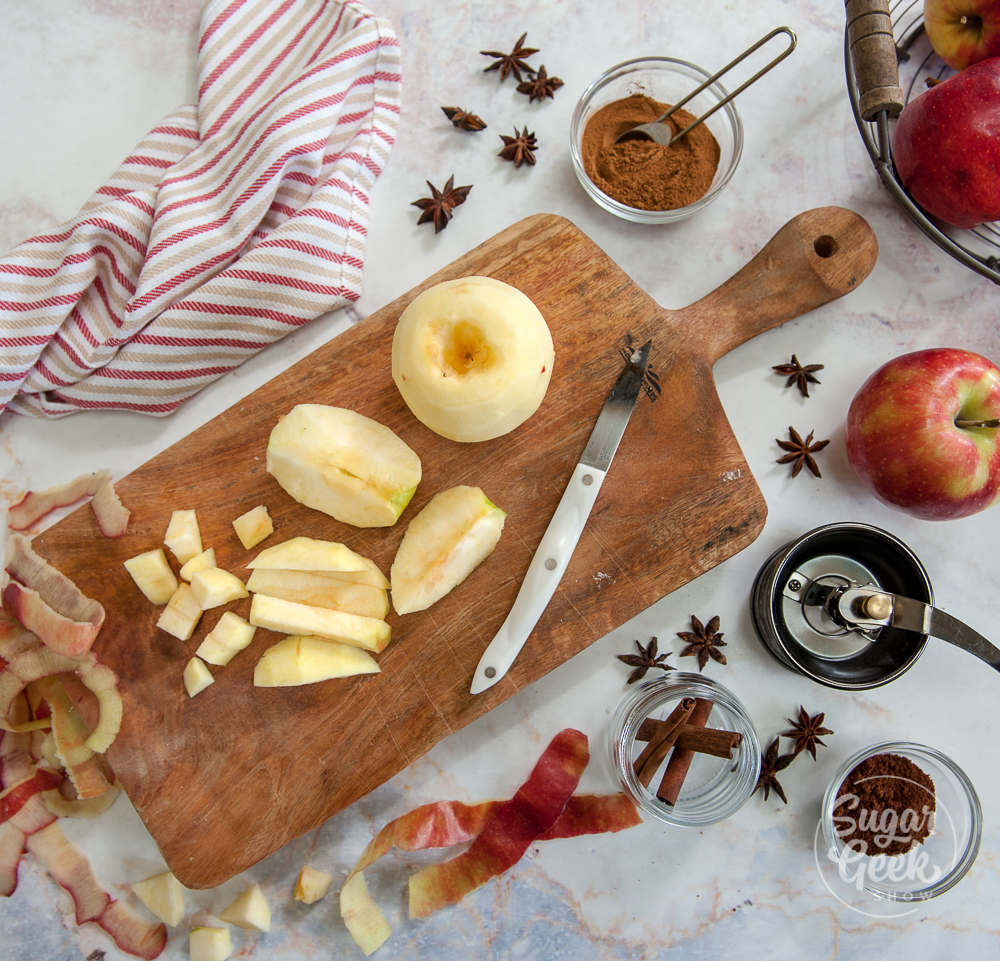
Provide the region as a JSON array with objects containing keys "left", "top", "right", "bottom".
[
  {"left": 196, "top": 611, "right": 256, "bottom": 667},
  {"left": 218, "top": 882, "right": 271, "bottom": 932},
  {"left": 293, "top": 865, "right": 333, "bottom": 904},
  {"left": 190, "top": 568, "right": 248, "bottom": 610},
  {"left": 124, "top": 549, "right": 178, "bottom": 605},
  {"left": 179, "top": 547, "right": 217, "bottom": 582},
  {"left": 131, "top": 870, "right": 185, "bottom": 927},
  {"left": 249, "top": 594, "right": 390, "bottom": 652},
  {"left": 253, "top": 635, "right": 380, "bottom": 687},
  {"left": 232, "top": 505, "right": 273, "bottom": 550},
  {"left": 183, "top": 657, "right": 214, "bottom": 697},
  {"left": 157, "top": 584, "right": 202, "bottom": 641},
  {"left": 190, "top": 926, "right": 231, "bottom": 961},
  {"left": 245, "top": 569, "right": 389, "bottom": 618},
  {"left": 164, "top": 509, "right": 203, "bottom": 564}
]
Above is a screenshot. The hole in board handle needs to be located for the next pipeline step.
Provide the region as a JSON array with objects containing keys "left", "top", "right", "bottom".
[{"left": 813, "top": 235, "right": 838, "bottom": 258}]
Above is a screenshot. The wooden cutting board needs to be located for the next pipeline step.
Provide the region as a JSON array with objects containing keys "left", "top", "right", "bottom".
[{"left": 32, "top": 207, "right": 876, "bottom": 887}]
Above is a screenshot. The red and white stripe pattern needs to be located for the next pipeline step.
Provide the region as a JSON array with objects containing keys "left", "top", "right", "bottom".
[{"left": 0, "top": 0, "right": 400, "bottom": 416}]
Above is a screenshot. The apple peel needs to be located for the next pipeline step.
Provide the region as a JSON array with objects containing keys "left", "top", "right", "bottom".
[
  {"left": 90, "top": 476, "right": 131, "bottom": 538},
  {"left": 8, "top": 471, "right": 108, "bottom": 531},
  {"left": 340, "top": 730, "right": 640, "bottom": 955},
  {"left": 25, "top": 821, "right": 167, "bottom": 957},
  {"left": 0, "top": 820, "right": 23, "bottom": 896},
  {"left": 4, "top": 534, "right": 105, "bottom": 656},
  {"left": 42, "top": 784, "right": 120, "bottom": 818},
  {"left": 0, "top": 768, "right": 63, "bottom": 823}
]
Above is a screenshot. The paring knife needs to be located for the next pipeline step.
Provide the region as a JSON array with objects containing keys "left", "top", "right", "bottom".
[{"left": 469, "top": 340, "right": 652, "bottom": 695}]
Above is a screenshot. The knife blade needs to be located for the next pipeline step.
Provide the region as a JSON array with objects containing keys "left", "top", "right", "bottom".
[{"left": 469, "top": 340, "right": 652, "bottom": 695}]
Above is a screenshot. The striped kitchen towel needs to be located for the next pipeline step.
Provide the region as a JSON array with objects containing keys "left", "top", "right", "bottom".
[{"left": 0, "top": 0, "right": 400, "bottom": 416}]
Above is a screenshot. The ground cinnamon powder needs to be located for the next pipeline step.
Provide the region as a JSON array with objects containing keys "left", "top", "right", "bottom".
[
  {"left": 835, "top": 752, "right": 935, "bottom": 857},
  {"left": 581, "top": 93, "right": 721, "bottom": 211}
]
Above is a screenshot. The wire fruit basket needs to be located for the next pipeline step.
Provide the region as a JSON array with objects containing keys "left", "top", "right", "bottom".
[{"left": 844, "top": 0, "right": 1000, "bottom": 283}]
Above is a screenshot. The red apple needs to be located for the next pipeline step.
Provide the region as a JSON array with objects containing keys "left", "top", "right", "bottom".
[
  {"left": 846, "top": 348, "right": 1000, "bottom": 520},
  {"left": 892, "top": 57, "right": 1000, "bottom": 228},
  {"left": 925, "top": 0, "right": 1000, "bottom": 69}
]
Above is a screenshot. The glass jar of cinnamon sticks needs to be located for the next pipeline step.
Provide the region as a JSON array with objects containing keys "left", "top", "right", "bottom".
[{"left": 608, "top": 674, "right": 760, "bottom": 826}]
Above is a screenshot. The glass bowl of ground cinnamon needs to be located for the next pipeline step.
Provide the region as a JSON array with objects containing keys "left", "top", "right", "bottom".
[
  {"left": 820, "top": 742, "right": 981, "bottom": 902},
  {"left": 571, "top": 57, "right": 743, "bottom": 223}
]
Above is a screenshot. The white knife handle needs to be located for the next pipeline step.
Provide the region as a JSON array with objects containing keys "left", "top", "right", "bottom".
[{"left": 470, "top": 462, "right": 607, "bottom": 693}]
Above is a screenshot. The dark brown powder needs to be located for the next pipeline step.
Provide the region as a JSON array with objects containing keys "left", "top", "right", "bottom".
[
  {"left": 835, "top": 752, "right": 935, "bottom": 857},
  {"left": 581, "top": 93, "right": 721, "bottom": 211}
]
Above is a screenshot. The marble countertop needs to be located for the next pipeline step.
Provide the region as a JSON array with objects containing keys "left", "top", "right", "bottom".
[{"left": 3, "top": 0, "right": 1000, "bottom": 958}]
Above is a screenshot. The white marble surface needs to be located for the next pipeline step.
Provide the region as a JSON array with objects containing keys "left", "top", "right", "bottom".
[{"left": 2, "top": 0, "right": 1000, "bottom": 958}]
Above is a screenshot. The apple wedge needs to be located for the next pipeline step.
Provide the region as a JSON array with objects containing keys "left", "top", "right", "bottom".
[
  {"left": 254, "top": 635, "right": 380, "bottom": 687},
  {"left": 232, "top": 504, "right": 273, "bottom": 550},
  {"left": 391, "top": 486, "right": 505, "bottom": 615},
  {"left": 131, "top": 870, "right": 185, "bottom": 927},
  {"left": 245, "top": 570, "right": 389, "bottom": 618},
  {"left": 249, "top": 594, "right": 390, "bottom": 652},
  {"left": 163, "top": 509, "right": 202, "bottom": 564},
  {"left": 124, "top": 549, "right": 178, "bottom": 605},
  {"left": 267, "top": 404, "right": 422, "bottom": 527},
  {"left": 190, "top": 926, "right": 231, "bottom": 961},
  {"left": 183, "top": 657, "right": 214, "bottom": 697},
  {"left": 247, "top": 536, "right": 368, "bottom": 573}
]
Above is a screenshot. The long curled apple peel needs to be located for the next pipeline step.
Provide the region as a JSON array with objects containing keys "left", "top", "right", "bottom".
[
  {"left": 340, "top": 729, "right": 641, "bottom": 955},
  {"left": 8, "top": 470, "right": 130, "bottom": 538}
]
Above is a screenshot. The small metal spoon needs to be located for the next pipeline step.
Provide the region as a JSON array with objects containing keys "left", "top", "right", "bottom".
[{"left": 617, "top": 27, "right": 797, "bottom": 147}]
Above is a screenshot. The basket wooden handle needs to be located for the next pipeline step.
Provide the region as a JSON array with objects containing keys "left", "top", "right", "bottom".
[{"left": 846, "top": 0, "right": 904, "bottom": 120}]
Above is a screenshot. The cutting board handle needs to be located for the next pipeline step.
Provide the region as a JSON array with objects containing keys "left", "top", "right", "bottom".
[{"left": 682, "top": 206, "right": 878, "bottom": 363}]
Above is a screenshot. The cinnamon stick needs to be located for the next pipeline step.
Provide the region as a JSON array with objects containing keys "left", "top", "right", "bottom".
[
  {"left": 633, "top": 697, "right": 695, "bottom": 788},
  {"left": 657, "top": 697, "right": 714, "bottom": 805},
  {"left": 636, "top": 720, "right": 742, "bottom": 759}
]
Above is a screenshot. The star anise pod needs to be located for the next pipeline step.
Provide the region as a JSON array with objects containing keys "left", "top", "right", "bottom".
[
  {"left": 782, "top": 706, "right": 834, "bottom": 761},
  {"left": 410, "top": 175, "right": 472, "bottom": 233},
  {"left": 677, "top": 614, "right": 727, "bottom": 672},
  {"left": 616, "top": 636, "right": 674, "bottom": 684},
  {"left": 516, "top": 64, "right": 563, "bottom": 102},
  {"left": 480, "top": 32, "right": 538, "bottom": 83},
  {"left": 441, "top": 106, "right": 487, "bottom": 132},
  {"left": 753, "top": 736, "right": 796, "bottom": 804},
  {"left": 772, "top": 354, "right": 824, "bottom": 398},
  {"left": 498, "top": 126, "right": 537, "bottom": 167},
  {"left": 775, "top": 426, "right": 829, "bottom": 478}
]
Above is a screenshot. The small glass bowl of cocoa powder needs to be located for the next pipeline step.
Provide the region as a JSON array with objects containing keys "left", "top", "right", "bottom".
[
  {"left": 820, "top": 742, "right": 981, "bottom": 902},
  {"left": 571, "top": 57, "right": 743, "bottom": 223}
]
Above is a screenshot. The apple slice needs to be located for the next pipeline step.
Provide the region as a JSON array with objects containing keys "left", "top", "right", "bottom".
[
  {"left": 196, "top": 612, "right": 256, "bottom": 667},
  {"left": 163, "top": 510, "right": 203, "bottom": 564},
  {"left": 156, "top": 584, "right": 202, "bottom": 641},
  {"left": 253, "top": 635, "right": 380, "bottom": 687},
  {"left": 189, "top": 568, "right": 248, "bottom": 610},
  {"left": 179, "top": 548, "right": 216, "bottom": 583},
  {"left": 131, "top": 870, "right": 185, "bottom": 927},
  {"left": 232, "top": 505, "right": 273, "bottom": 550},
  {"left": 218, "top": 882, "right": 271, "bottom": 931},
  {"left": 124, "top": 549, "right": 178, "bottom": 605},
  {"left": 247, "top": 536, "right": 367, "bottom": 573},
  {"left": 245, "top": 570, "right": 389, "bottom": 618},
  {"left": 249, "top": 595, "right": 390, "bottom": 652},
  {"left": 190, "top": 926, "right": 231, "bottom": 961},
  {"left": 182, "top": 657, "right": 213, "bottom": 698},
  {"left": 391, "top": 486, "right": 505, "bottom": 615},
  {"left": 293, "top": 865, "right": 333, "bottom": 904},
  {"left": 267, "top": 405, "right": 422, "bottom": 528}
]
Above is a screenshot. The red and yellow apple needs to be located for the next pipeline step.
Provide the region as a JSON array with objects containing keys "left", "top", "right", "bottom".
[
  {"left": 925, "top": 0, "right": 1000, "bottom": 69},
  {"left": 392, "top": 276, "right": 554, "bottom": 443},
  {"left": 892, "top": 57, "right": 1000, "bottom": 228},
  {"left": 846, "top": 347, "right": 1000, "bottom": 519}
]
